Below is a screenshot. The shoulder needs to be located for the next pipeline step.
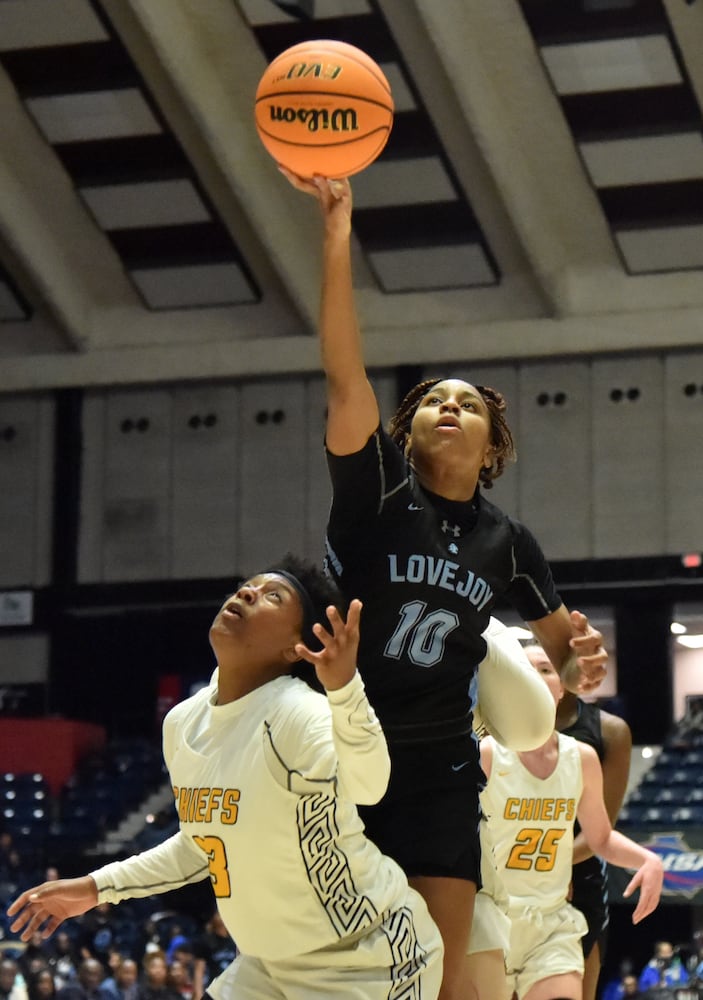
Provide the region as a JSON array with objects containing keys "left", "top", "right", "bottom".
[
  {"left": 327, "top": 424, "right": 399, "bottom": 464},
  {"left": 599, "top": 708, "right": 633, "bottom": 749},
  {"left": 164, "top": 684, "right": 211, "bottom": 724},
  {"left": 574, "top": 738, "right": 601, "bottom": 775},
  {"left": 479, "top": 736, "right": 496, "bottom": 776},
  {"left": 267, "top": 676, "right": 330, "bottom": 726},
  {"left": 559, "top": 731, "right": 587, "bottom": 759}
]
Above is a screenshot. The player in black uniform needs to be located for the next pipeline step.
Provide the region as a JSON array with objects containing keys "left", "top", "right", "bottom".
[
  {"left": 282, "top": 168, "right": 608, "bottom": 1000},
  {"left": 526, "top": 644, "right": 632, "bottom": 1000}
]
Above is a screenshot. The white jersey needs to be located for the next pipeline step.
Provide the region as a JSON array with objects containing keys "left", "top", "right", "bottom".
[
  {"left": 92, "top": 671, "right": 409, "bottom": 962},
  {"left": 480, "top": 733, "right": 582, "bottom": 911}
]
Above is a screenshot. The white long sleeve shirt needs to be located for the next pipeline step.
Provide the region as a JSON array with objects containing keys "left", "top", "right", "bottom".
[{"left": 92, "top": 671, "right": 408, "bottom": 960}]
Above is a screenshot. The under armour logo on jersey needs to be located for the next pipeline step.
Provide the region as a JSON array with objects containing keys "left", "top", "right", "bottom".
[{"left": 441, "top": 519, "right": 461, "bottom": 537}]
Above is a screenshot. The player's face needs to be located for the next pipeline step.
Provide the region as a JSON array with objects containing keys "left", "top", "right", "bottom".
[
  {"left": 408, "top": 379, "right": 493, "bottom": 469},
  {"left": 525, "top": 646, "right": 563, "bottom": 706},
  {"left": 210, "top": 573, "right": 303, "bottom": 667}
]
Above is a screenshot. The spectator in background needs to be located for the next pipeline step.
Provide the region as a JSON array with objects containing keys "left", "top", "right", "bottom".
[
  {"left": 164, "top": 947, "right": 192, "bottom": 1000},
  {"left": 43, "top": 931, "right": 79, "bottom": 989},
  {"left": 104, "top": 960, "right": 140, "bottom": 1000},
  {"left": 26, "top": 970, "right": 56, "bottom": 1000},
  {"left": 0, "top": 958, "right": 28, "bottom": 1000},
  {"left": 600, "top": 958, "right": 637, "bottom": 1000},
  {"left": 136, "top": 955, "right": 180, "bottom": 1000},
  {"left": 620, "top": 974, "right": 643, "bottom": 997},
  {"left": 638, "top": 940, "right": 689, "bottom": 992},
  {"left": 54, "top": 960, "right": 109, "bottom": 1000},
  {"left": 190, "top": 912, "right": 236, "bottom": 1000},
  {"left": 1, "top": 849, "right": 24, "bottom": 888},
  {"left": 98, "top": 951, "right": 123, "bottom": 995},
  {"left": 18, "top": 932, "right": 49, "bottom": 982},
  {"left": 76, "top": 904, "right": 116, "bottom": 966},
  {"left": 131, "top": 919, "right": 163, "bottom": 964},
  {"left": 16, "top": 964, "right": 46, "bottom": 989},
  {"left": 0, "top": 833, "right": 15, "bottom": 872},
  {"left": 165, "top": 961, "right": 191, "bottom": 1000},
  {"left": 163, "top": 927, "right": 188, "bottom": 967}
]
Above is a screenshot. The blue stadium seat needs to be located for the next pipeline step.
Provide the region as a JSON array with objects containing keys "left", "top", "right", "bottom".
[
  {"left": 682, "top": 749, "right": 703, "bottom": 768},
  {"left": 642, "top": 766, "right": 678, "bottom": 785},
  {"left": 655, "top": 749, "right": 686, "bottom": 768},
  {"left": 653, "top": 786, "right": 690, "bottom": 805},
  {"left": 641, "top": 806, "right": 668, "bottom": 824},
  {"left": 47, "top": 813, "right": 101, "bottom": 849},
  {"left": 617, "top": 804, "right": 650, "bottom": 826},
  {"left": 672, "top": 805, "right": 703, "bottom": 825},
  {"left": 626, "top": 785, "right": 661, "bottom": 806},
  {"left": 2, "top": 803, "right": 50, "bottom": 827},
  {"left": 5, "top": 772, "right": 49, "bottom": 793},
  {"left": 670, "top": 769, "right": 694, "bottom": 785}
]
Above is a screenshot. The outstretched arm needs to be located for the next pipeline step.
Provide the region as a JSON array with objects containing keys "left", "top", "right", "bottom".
[
  {"left": 8, "top": 831, "right": 208, "bottom": 942},
  {"left": 280, "top": 169, "right": 379, "bottom": 454},
  {"left": 576, "top": 744, "right": 663, "bottom": 923}
]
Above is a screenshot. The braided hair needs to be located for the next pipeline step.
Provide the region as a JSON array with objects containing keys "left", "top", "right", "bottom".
[{"left": 388, "top": 376, "right": 516, "bottom": 488}]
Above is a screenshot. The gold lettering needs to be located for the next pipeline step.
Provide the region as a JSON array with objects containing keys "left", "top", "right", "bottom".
[
  {"left": 204, "top": 788, "right": 223, "bottom": 822},
  {"left": 221, "top": 789, "right": 240, "bottom": 824}
]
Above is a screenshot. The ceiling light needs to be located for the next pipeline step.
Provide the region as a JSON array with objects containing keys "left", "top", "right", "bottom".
[
  {"left": 670, "top": 622, "right": 687, "bottom": 634},
  {"left": 676, "top": 634, "right": 703, "bottom": 649}
]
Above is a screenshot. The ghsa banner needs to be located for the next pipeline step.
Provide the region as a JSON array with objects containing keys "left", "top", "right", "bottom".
[{"left": 607, "top": 830, "right": 703, "bottom": 904}]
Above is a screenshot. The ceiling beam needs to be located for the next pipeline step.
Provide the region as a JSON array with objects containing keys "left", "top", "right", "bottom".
[
  {"left": 3, "top": 304, "right": 703, "bottom": 392},
  {"left": 97, "top": 0, "right": 323, "bottom": 333},
  {"left": 0, "top": 63, "right": 140, "bottom": 350}
]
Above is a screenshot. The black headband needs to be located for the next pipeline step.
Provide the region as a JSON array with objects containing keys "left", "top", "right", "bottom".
[{"left": 270, "top": 569, "right": 321, "bottom": 651}]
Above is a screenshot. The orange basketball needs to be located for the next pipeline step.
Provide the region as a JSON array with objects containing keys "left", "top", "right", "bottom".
[{"left": 254, "top": 39, "right": 394, "bottom": 179}]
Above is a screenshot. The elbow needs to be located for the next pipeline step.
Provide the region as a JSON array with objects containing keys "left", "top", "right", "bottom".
[
  {"left": 364, "top": 765, "right": 391, "bottom": 806},
  {"left": 351, "top": 755, "right": 391, "bottom": 806}
]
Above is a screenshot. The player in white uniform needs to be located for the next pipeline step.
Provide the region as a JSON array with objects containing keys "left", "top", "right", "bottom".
[
  {"left": 7, "top": 555, "right": 443, "bottom": 1000},
  {"left": 474, "top": 651, "right": 663, "bottom": 1000}
]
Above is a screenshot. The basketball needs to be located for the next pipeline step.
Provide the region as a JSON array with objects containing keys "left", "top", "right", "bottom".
[{"left": 254, "top": 39, "right": 394, "bottom": 178}]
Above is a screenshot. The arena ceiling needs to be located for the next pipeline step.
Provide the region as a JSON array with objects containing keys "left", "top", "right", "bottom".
[{"left": 1, "top": 0, "right": 702, "bottom": 394}]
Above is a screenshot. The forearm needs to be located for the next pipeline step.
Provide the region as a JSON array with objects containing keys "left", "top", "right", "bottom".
[
  {"left": 319, "top": 219, "right": 379, "bottom": 453},
  {"left": 320, "top": 226, "right": 365, "bottom": 390},
  {"left": 328, "top": 671, "right": 390, "bottom": 804},
  {"left": 596, "top": 829, "right": 657, "bottom": 871},
  {"left": 91, "top": 830, "right": 209, "bottom": 904}
]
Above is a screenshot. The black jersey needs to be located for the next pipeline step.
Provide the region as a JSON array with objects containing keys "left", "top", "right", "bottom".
[
  {"left": 560, "top": 698, "right": 610, "bottom": 955},
  {"left": 560, "top": 700, "right": 605, "bottom": 761},
  {"left": 325, "top": 426, "right": 562, "bottom": 735}
]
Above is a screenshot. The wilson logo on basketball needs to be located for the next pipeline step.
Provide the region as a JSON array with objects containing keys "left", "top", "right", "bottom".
[
  {"left": 268, "top": 106, "right": 359, "bottom": 133},
  {"left": 283, "top": 61, "right": 343, "bottom": 81}
]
